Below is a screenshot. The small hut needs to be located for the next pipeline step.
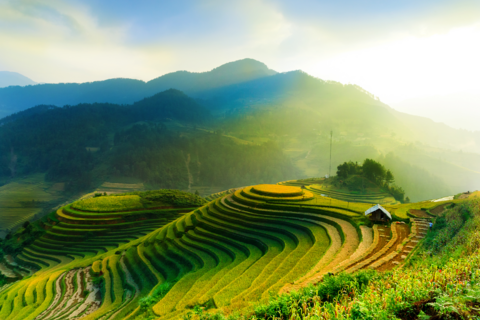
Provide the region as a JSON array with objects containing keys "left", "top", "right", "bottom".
[{"left": 365, "top": 204, "right": 392, "bottom": 222}]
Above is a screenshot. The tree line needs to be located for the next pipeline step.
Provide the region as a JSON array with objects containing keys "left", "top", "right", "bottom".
[{"left": 336, "top": 159, "right": 408, "bottom": 202}]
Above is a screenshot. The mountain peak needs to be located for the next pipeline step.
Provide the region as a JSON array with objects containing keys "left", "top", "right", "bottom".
[
  {"left": 0, "top": 71, "right": 37, "bottom": 88},
  {"left": 147, "top": 58, "right": 276, "bottom": 93},
  {"left": 210, "top": 58, "right": 277, "bottom": 76}
]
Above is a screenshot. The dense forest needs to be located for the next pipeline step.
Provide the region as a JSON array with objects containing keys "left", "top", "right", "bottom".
[
  {"left": 112, "top": 124, "right": 295, "bottom": 189},
  {"left": 0, "top": 90, "right": 294, "bottom": 192}
]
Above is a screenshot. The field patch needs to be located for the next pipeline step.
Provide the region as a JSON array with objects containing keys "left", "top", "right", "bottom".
[
  {"left": 72, "top": 195, "right": 144, "bottom": 212},
  {"left": 0, "top": 174, "right": 63, "bottom": 230}
]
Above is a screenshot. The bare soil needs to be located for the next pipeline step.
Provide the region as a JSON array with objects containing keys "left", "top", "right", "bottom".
[
  {"left": 377, "top": 223, "right": 410, "bottom": 271},
  {"left": 430, "top": 204, "right": 449, "bottom": 216},
  {"left": 409, "top": 209, "right": 432, "bottom": 218},
  {"left": 361, "top": 225, "right": 390, "bottom": 261}
]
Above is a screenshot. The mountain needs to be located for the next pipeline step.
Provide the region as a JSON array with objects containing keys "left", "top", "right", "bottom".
[
  {"left": 1, "top": 59, "right": 479, "bottom": 201},
  {"left": 147, "top": 58, "right": 276, "bottom": 93},
  {"left": 193, "top": 70, "right": 480, "bottom": 200},
  {"left": 200, "top": 70, "right": 480, "bottom": 154},
  {"left": 0, "top": 88, "right": 295, "bottom": 194},
  {"left": 0, "top": 59, "right": 276, "bottom": 117},
  {"left": 0, "top": 71, "right": 36, "bottom": 88}
]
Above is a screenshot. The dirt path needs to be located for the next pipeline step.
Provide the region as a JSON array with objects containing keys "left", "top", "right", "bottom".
[
  {"left": 54, "top": 269, "right": 85, "bottom": 319},
  {"left": 375, "top": 224, "right": 410, "bottom": 272},
  {"left": 0, "top": 262, "right": 17, "bottom": 278},
  {"left": 42, "top": 270, "right": 76, "bottom": 319},
  {"left": 68, "top": 267, "right": 102, "bottom": 319},
  {"left": 344, "top": 225, "right": 390, "bottom": 272},
  {"left": 36, "top": 272, "right": 67, "bottom": 319}
]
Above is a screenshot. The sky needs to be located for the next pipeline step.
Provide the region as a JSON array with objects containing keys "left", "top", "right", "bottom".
[{"left": 0, "top": 0, "right": 479, "bottom": 130}]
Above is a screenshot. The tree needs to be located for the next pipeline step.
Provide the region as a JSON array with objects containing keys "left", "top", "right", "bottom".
[
  {"left": 336, "top": 162, "right": 349, "bottom": 179},
  {"left": 385, "top": 170, "right": 394, "bottom": 186},
  {"left": 362, "top": 159, "right": 386, "bottom": 184},
  {"left": 390, "top": 184, "right": 406, "bottom": 203},
  {"left": 336, "top": 161, "right": 361, "bottom": 179}
]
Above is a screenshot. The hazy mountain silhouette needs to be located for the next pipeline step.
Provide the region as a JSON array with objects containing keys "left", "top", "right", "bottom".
[
  {"left": 0, "top": 59, "right": 276, "bottom": 117},
  {"left": 0, "top": 71, "right": 37, "bottom": 88}
]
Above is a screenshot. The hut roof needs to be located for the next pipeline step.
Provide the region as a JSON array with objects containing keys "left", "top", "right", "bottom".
[{"left": 365, "top": 204, "right": 392, "bottom": 220}]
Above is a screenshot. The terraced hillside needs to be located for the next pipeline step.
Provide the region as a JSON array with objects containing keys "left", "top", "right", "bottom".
[
  {"left": 0, "top": 190, "right": 204, "bottom": 283},
  {"left": 0, "top": 183, "right": 440, "bottom": 319},
  {"left": 279, "top": 179, "right": 457, "bottom": 220},
  {"left": 0, "top": 173, "right": 65, "bottom": 232},
  {"left": 306, "top": 184, "right": 397, "bottom": 205}
]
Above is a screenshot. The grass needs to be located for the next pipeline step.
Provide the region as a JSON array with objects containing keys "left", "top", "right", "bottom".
[
  {"left": 0, "top": 173, "right": 63, "bottom": 230},
  {"left": 388, "top": 200, "right": 459, "bottom": 219},
  {"left": 307, "top": 184, "right": 397, "bottom": 205},
  {"left": 72, "top": 195, "right": 144, "bottom": 212}
]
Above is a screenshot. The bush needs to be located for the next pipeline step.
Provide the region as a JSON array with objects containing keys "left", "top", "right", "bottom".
[{"left": 252, "top": 270, "right": 376, "bottom": 319}]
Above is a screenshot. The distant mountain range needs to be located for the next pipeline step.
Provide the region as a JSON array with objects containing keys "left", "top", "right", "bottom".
[
  {"left": 0, "top": 71, "right": 36, "bottom": 88},
  {"left": 0, "top": 59, "right": 275, "bottom": 118},
  {"left": 1, "top": 58, "right": 479, "bottom": 201}
]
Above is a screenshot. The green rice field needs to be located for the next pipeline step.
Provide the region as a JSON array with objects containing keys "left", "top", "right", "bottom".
[{"left": 0, "top": 181, "right": 453, "bottom": 319}]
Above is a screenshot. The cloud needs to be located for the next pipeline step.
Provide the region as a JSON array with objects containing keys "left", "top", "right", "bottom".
[
  {"left": 0, "top": 0, "right": 157, "bottom": 82},
  {"left": 1, "top": 0, "right": 480, "bottom": 97}
]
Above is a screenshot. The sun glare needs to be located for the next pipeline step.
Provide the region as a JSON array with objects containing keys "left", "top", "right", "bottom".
[{"left": 309, "top": 24, "right": 480, "bottom": 103}]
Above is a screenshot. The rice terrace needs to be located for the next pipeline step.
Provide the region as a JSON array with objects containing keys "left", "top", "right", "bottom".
[{"left": 1, "top": 2, "right": 480, "bottom": 319}]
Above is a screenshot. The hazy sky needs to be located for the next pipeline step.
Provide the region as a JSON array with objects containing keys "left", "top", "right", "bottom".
[{"left": 1, "top": 0, "right": 479, "bottom": 130}]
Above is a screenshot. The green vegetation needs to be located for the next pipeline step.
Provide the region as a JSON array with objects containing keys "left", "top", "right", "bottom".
[
  {"left": 0, "top": 183, "right": 475, "bottom": 320},
  {"left": 73, "top": 195, "right": 144, "bottom": 212},
  {"left": 0, "top": 173, "right": 65, "bottom": 231},
  {"left": 2, "top": 60, "right": 479, "bottom": 209},
  {"left": 72, "top": 190, "right": 206, "bottom": 212},
  {"left": 335, "top": 159, "right": 407, "bottom": 202},
  {"left": 233, "top": 199, "right": 480, "bottom": 320},
  {"left": 0, "top": 90, "right": 295, "bottom": 194}
]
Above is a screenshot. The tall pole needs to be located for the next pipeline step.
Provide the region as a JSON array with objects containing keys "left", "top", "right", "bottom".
[{"left": 329, "top": 131, "right": 333, "bottom": 178}]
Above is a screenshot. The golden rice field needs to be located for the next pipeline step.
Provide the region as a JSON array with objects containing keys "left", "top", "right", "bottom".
[
  {"left": 0, "top": 180, "right": 451, "bottom": 320},
  {"left": 251, "top": 184, "right": 303, "bottom": 197}
]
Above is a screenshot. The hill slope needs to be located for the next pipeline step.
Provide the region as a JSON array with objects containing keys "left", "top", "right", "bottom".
[
  {"left": 0, "top": 183, "right": 460, "bottom": 319},
  {"left": 0, "top": 59, "right": 276, "bottom": 117},
  {"left": 1, "top": 59, "right": 479, "bottom": 203},
  {"left": 0, "top": 71, "right": 36, "bottom": 88}
]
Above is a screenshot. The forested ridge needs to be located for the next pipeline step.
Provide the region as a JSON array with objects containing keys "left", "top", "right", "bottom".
[
  {"left": 0, "top": 89, "right": 295, "bottom": 192},
  {"left": 1, "top": 59, "right": 479, "bottom": 202}
]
